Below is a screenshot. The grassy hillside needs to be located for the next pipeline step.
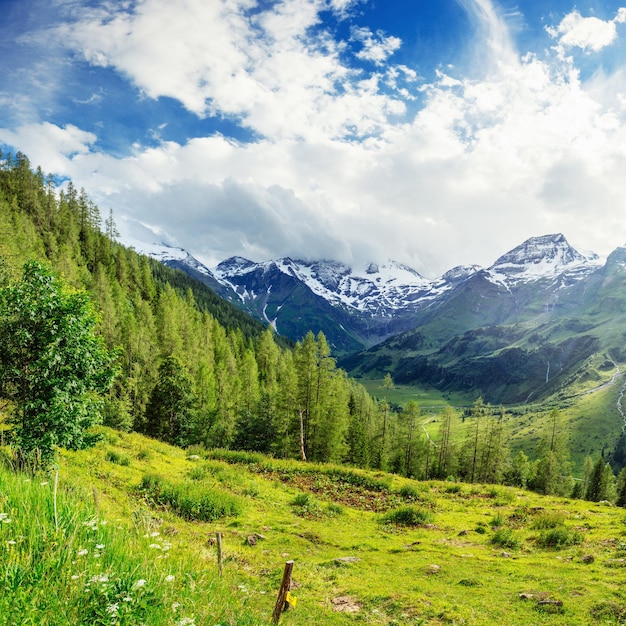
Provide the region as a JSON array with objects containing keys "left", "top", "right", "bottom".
[{"left": 3, "top": 429, "right": 626, "bottom": 625}]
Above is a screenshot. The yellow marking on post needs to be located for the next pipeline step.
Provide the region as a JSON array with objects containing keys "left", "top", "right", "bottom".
[{"left": 286, "top": 591, "right": 297, "bottom": 607}]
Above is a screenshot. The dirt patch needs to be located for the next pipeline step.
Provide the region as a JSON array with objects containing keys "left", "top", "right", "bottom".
[{"left": 331, "top": 596, "right": 362, "bottom": 613}]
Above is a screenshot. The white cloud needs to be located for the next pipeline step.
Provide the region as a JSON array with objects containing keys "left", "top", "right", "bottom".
[
  {"left": 4, "top": 0, "right": 626, "bottom": 276},
  {"left": 351, "top": 27, "right": 402, "bottom": 65},
  {"left": 0, "top": 122, "right": 96, "bottom": 174},
  {"left": 547, "top": 8, "right": 626, "bottom": 53},
  {"left": 54, "top": 0, "right": 408, "bottom": 142}
]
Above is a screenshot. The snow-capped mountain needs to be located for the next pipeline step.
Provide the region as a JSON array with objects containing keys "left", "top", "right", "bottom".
[
  {"left": 123, "top": 233, "right": 608, "bottom": 352},
  {"left": 484, "top": 233, "right": 603, "bottom": 287},
  {"left": 212, "top": 257, "right": 439, "bottom": 316}
]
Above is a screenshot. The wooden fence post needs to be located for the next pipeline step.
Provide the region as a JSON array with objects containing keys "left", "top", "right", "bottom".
[
  {"left": 216, "top": 532, "right": 223, "bottom": 576},
  {"left": 272, "top": 560, "right": 294, "bottom": 624}
]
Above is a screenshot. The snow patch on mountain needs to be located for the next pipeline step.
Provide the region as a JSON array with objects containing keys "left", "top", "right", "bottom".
[{"left": 119, "top": 237, "right": 216, "bottom": 279}]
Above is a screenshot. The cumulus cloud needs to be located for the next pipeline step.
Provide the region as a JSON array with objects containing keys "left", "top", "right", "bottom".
[
  {"left": 3, "top": 0, "right": 626, "bottom": 276},
  {"left": 547, "top": 8, "right": 626, "bottom": 53},
  {"left": 0, "top": 123, "right": 97, "bottom": 174},
  {"left": 351, "top": 27, "right": 402, "bottom": 65},
  {"left": 54, "top": 0, "right": 408, "bottom": 142}
]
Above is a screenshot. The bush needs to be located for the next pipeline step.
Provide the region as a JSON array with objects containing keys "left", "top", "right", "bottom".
[
  {"left": 105, "top": 450, "right": 130, "bottom": 466},
  {"left": 491, "top": 528, "right": 522, "bottom": 550},
  {"left": 398, "top": 485, "right": 421, "bottom": 500},
  {"left": 139, "top": 474, "right": 242, "bottom": 521},
  {"left": 381, "top": 506, "right": 433, "bottom": 527},
  {"left": 290, "top": 493, "right": 323, "bottom": 518},
  {"left": 532, "top": 511, "right": 566, "bottom": 530},
  {"left": 536, "top": 528, "right": 583, "bottom": 549},
  {"left": 445, "top": 484, "right": 462, "bottom": 494}
]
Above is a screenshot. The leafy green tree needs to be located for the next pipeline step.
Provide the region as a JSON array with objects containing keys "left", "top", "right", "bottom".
[
  {"left": 504, "top": 450, "right": 532, "bottom": 488},
  {"left": 0, "top": 260, "right": 116, "bottom": 467}
]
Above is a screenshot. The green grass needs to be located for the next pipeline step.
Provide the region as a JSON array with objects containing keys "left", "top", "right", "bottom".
[
  {"left": 4, "top": 428, "right": 626, "bottom": 624},
  {"left": 357, "top": 378, "right": 473, "bottom": 409},
  {"left": 0, "top": 452, "right": 258, "bottom": 625}
]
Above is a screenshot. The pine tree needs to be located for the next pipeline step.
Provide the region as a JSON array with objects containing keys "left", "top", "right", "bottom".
[
  {"left": 532, "top": 408, "right": 571, "bottom": 495},
  {"left": 145, "top": 355, "right": 196, "bottom": 447}
]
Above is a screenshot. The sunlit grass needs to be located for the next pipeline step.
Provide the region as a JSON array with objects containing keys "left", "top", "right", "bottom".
[{"left": 4, "top": 428, "right": 626, "bottom": 624}]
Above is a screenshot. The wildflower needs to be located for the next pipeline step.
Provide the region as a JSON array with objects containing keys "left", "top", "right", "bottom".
[
  {"left": 71, "top": 575, "right": 80, "bottom": 580},
  {"left": 106, "top": 603, "right": 119, "bottom": 617},
  {"left": 122, "top": 596, "right": 132, "bottom": 602},
  {"left": 133, "top": 579, "right": 147, "bottom": 589},
  {"left": 40, "top": 481, "right": 49, "bottom": 486},
  {"left": 90, "top": 574, "right": 109, "bottom": 584},
  {"left": 176, "top": 618, "right": 196, "bottom": 626},
  {"left": 165, "top": 575, "right": 175, "bottom": 582},
  {"left": 171, "top": 603, "right": 181, "bottom": 611},
  {"left": 77, "top": 549, "right": 88, "bottom": 557},
  {"left": 7, "top": 540, "right": 16, "bottom": 546},
  {"left": 0, "top": 513, "right": 11, "bottom": 524},
  {"left": 95, "top": 543, "right": 105, "bottom": 550},
  {"left": 148, "top": 543, "right": 161, "bottom": 550}
]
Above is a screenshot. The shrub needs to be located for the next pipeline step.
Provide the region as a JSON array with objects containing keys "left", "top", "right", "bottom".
[
  {"left": 381, "top": 506, "right": 433, "bottom": 527},
  {"left": 290, "top": 493, "right": 323, "bottom": 518},
  {"left": 105, "top": 450, "right": 130, "bottom": 466},
  {"left": 491, "top": 528, "right": 522, "bottom": 550},
  {"left": 536, "top": 528, "right": 583, "bottom": 549},
  {"left": 139, "top": 474, "right": 241, "bottom": 521},
  {"left": 445, "top": 484, "right": 462, "bottom": 494},
  {"left": 532, "top": 511, "right": 566, "bottom": 530},
  {"left": 398, "top": 485, "right": 421, "bottom": 500}
]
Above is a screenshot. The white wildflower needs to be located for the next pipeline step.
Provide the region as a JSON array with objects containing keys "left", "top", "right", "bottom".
[
  {"left": 90, "top": 574, "right": 109, "bottom": 584},
  {"left": 95, "top": 544, "right": 105, "bottom": 550},
  {"left": 133, "top": 579, "right": 147, "bottom": 589},
  {"left": 165, "top": 575, "right": 175, "bottom": 582},
  {"left": 148, "top": 543, "right": 161, "bottom": 550},
  {"left": 122, "top": 596, "right": 132, "bottom": 602},
  {"left": 77, "top": 549, "right": 88, "bottom": 557},
  {"left": 106, "top": 603, "right": 119, "bottom": 616},
  {"left": 7, "top": 540, "right": 16, "bottom": 546},
  {"left": 40, "top": 481, "right": 49, "bottom": 486},
  {"left": 176, "top": 618, "right": 196, "bottom": 626},
  {"left": 171, "top": 602, "right": 181, "bottom": 611}
]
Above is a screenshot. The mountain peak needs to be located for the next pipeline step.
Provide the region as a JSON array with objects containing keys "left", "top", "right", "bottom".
[{"left": 488, "top": 234, "right": 601, "bottom": 284}]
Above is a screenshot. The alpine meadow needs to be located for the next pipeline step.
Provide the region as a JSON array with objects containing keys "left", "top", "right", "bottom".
[{"left": 4, "top": 152, "right": 626, "bottom": 624}]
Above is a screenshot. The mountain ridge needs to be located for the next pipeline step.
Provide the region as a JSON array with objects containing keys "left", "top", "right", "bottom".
[{"left": 124, "top": 232, "right": 609, "bottom": 350}]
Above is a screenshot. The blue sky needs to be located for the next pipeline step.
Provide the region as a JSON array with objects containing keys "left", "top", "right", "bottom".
[{"left": 1, "top": 0, "right": 626, "bottom": 276}]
